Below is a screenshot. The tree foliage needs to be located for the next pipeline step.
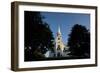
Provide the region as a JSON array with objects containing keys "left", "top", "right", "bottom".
[
  {"left": 67, "top": 24, "right": 90, "bottom": 58},
  {"left": 24, "top": 11, "right": 54, "bottom": 61}
]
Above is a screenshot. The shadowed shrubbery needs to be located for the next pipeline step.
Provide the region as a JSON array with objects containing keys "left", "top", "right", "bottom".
[
  {"left": 67, "top": 24, "right": 90, "bottom": 58},
  {"left": 24, "top": 11, "right": 54, "bottom": 61}
]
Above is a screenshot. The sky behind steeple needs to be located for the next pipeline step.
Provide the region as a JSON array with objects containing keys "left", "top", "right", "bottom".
[{"left": 41, "top": 12, "right": 90, "bottom": 44}]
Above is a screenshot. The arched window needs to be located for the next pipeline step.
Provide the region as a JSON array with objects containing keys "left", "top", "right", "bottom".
[
  {"left": 58, "top": 37, "right": 60, "bottom": 40},
  {"left": 57, "top": 53, "right": 61, "bottom": 57},
  {"left": 57, "top": 45, "right": 60, "bottom": 50}
]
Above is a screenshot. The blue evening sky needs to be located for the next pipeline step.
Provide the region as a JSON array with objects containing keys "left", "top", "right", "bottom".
[{"left": 41, "top": 12, "right": 90, "bottom": 44}]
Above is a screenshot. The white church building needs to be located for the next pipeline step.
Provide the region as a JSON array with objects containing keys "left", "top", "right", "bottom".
[{"left": 45, "top": 25, "right": 70, "bottom": 58}]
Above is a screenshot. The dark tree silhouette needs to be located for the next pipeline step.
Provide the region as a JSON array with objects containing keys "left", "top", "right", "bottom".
[
  {"left": 24, "top": 11, "right": 54, "bottom": 61},
  {"left": 67, "top": 24, "right": 90, "bottom": 58}
]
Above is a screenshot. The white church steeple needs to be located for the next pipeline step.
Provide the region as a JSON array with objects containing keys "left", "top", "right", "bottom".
[
  {"left": 47, "top": 24, "right": 70, "bottom": 58},
  {"left": 55, "top": 25, "right": 65, "bottom": 57}
]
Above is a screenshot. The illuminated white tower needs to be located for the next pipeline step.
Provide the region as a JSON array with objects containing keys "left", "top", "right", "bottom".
[{"left": 55, "top": 25, "right": 65, "bottom": 57}]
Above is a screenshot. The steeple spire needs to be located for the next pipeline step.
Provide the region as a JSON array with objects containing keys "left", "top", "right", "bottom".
[{"left": 58, "top": 25, "right": 61, "bottom": 35}]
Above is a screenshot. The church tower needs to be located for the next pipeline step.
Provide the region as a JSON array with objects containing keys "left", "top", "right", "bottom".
[{"left": 55, "top": 25, "right": 65, "bottom": 57}]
